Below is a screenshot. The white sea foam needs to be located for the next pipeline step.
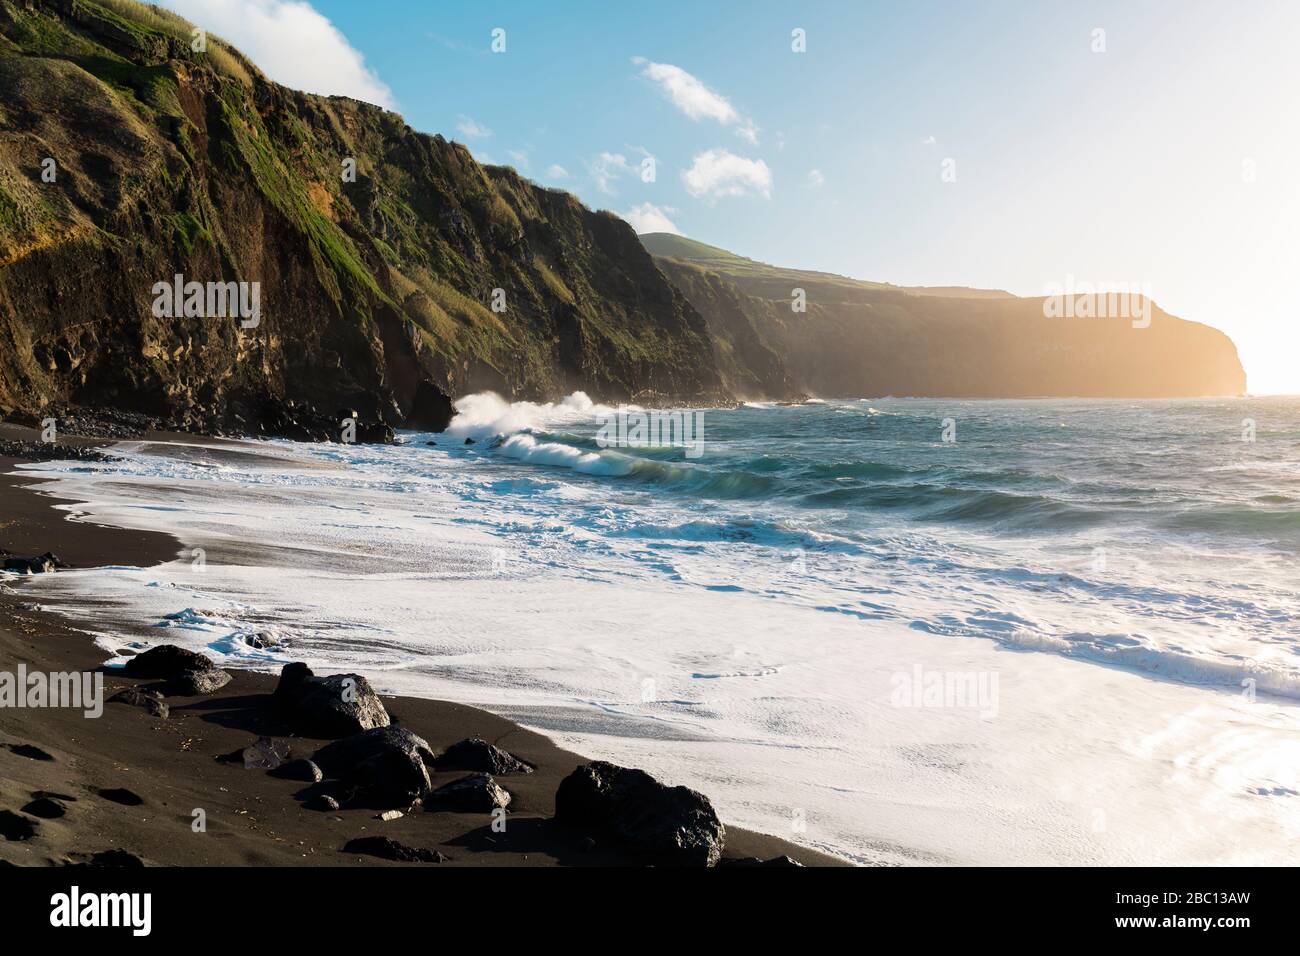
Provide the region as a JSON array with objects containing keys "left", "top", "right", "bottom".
[{"left": 9, "top": 394, "right": 1300, "bottom": 865}]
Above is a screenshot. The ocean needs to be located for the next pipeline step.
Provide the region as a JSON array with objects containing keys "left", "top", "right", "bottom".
[{"left": 15, "top": 394, "right": 1300, "bottom": 864}]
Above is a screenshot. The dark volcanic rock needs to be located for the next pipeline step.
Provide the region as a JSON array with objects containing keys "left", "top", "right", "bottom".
[
  {"left": 239, "top": 736, "right": 291, "bottom": 771},
  {"left": 405, "top": 380, "right": 454, "bottom": 432},
  {"left": 168, "top": 667, "right": 232, "bottom": 696},
  {"left": 342, "top": 836, "right": 446, "bottom": 863},
  {"left": 436, "top": 737, "right": 533, "bottom": 775},
  {"left": 313, "top": 726, "right": 435, "bottom": 809},
  {"left": 304, "top": 794, "right": 340, "bottom": 812},
  {"left": 555, "top": 761, "right": 725, "bottom": 867},
  {"left": 122, "top": 644, "right": 216, "bottom": 678},
  {"left": 0, "top": 439, "right": 119, "bottom": 463},
  {"left": 108, "top": 687, "right": 168, "bottom": 718},
  {"left": 273, "top": 662, "right": 390, "bottom": 738},
  {"left": 425, "top": 773, "right": 511, "bottom": 813},
  {"left": 2, "top": 551, "right": 66, "bottom": 574},
  {"left": 271, "top": 758, "right": 323, "bottom": 783}
]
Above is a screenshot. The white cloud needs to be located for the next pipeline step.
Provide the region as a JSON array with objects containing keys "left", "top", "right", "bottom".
[
  {"left": 507, "top": 149, "right": 530, "bottom": 171},
  {"left": 456, "top": 116, "right": 493, "bottom": 140},
  {"left": 805, "top": 168, "right": 825, "bottom": 188},
  {"left": 735, "top": 120, "right": 760, "bottom": 146},
  {"left": 622, "top": 202, "right": 680, "bottom": 235},
  {"left": 588, "top": 151, "right": 633, "bottom": 194},
  {"left": 545, "top": 164, "right": 570, "bottom": 179},
  {"left": 682, "top": 149, "right": 772, "bottom": 200},
  {"left": 159, "top": 0, "right": 393, "bottom": 108},
  {"left": 633, "top": 57, "right": 758, "bottom": 144}
]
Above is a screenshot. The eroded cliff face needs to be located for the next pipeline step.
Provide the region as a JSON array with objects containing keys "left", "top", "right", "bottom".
[
  {"left": 644, "top": 236, "right": 1248, "bottom": 400},
  {"left": 0, "top": 0, "right": 724, "bottom": 439}
]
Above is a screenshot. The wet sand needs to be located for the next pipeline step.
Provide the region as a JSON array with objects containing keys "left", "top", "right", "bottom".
[{"left": 0, "top": 429, "right": 843, "bottom": 867}]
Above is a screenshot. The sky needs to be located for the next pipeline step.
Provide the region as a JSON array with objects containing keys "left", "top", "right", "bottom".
[{"left": 159, "top": 0, "right": 1300, "bottom": 394}]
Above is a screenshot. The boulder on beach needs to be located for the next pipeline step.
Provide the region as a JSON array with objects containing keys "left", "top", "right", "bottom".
[
  {"left": 555, "top": 761, "right": 726, "bottom": 867},
  {"left": 122, "top": 644, "right": 217, "bottom": 678},
  {"left": 436, "top": 738, "right": 533, "bottom": 775},
  {"left": 1, "top": 551, "right": 66, "bottom": 574},
  {"left": 342, "top": 836, "right": 446, "bottom": 863},
  {"left": 168, "top": 668, "right": 232, "bottom": 696},
  {"left": 273, "top": 662, "right": 390, "bottom": 738},
  {"left": 238, "top": 736, "right": 291, "bottom": 771},
  {"left": 313, "top": 725, "right": 434, "bottom": 809},
  {"left": 108, "top": 686, "right": 169, "bottom": 718},
  {"left": 425, "top": 773, "right": 511, "bottom": 813}
]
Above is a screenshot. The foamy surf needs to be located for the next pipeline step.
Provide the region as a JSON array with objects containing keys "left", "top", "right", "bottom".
[{"left": 9, "top": 393, "right": 1300, "bottom": 864}]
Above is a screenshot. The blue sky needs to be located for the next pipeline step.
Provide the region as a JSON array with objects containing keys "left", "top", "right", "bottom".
[{"left": 162, "top": 0, "right": 1300, "bottom": 393}]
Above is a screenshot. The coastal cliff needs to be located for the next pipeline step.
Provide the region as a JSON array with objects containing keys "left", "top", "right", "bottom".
[
  {"left": 0, "top": 0, "right": 723, "bottom": 439},
  {"left": 646, "top": 233, "right": 1248, "bottom": 400},
  {"left": 0, "top": 0, "right": 1248, "bottom": 444}
]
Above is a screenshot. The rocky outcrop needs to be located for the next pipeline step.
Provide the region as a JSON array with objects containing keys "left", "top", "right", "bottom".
[
  {"left": 108, "top": 686, "right": 168, "bottom": 718},
  {"left": 1, "top": 551, "right": 66, "bottom": 573},
  {"left": 273, "top": 661, "right": 390, "bottom": 737},
  {"left": 0, "top": 1, "right": 726, "bottom": 440},
  {"left": 312, "top": 725, "right": 434, "bottom": 809},
  {"left": 425, "top": 773, "right": 511, "bottom": 813},
  {"left": 342, "top": 836, "right": 446, "bottom": 863},
  {"left": 555, "top": 761, "right": 725, "bottom": 867},
  {"left": 644, "top": 233, "right": 1249, "bottom": 399},
  {"left": 122, "top": 644, "right": 213, "bottom": 677},
  {"left": 435, "top": 737, "right": 532, "bottom": 775}
]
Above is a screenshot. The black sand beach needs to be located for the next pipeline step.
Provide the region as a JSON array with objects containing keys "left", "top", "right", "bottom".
[{"left": 0, "top": 426, "right": 842, "bottom": 867}]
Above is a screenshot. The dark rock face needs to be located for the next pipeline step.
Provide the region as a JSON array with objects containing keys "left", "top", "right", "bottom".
[
  {"left": 555, "top": 761, "right": 725, "bottom": 867},
  {"left": 121, "top": 644, "right": 215, "bottom": 678},
  {"left": 0, "top": 1, "right": 728, "bottom": 437},
  {"left": 405, "top": 381, "right": 455, "bottom": 433},
  {"left": 425, "top": 773, "right": 511, "bottom": 813},
  {"left": 168, "top": 667, "right": 232, "bottom": 696},
  {"left": 109, "top": 686, "right": 169, "bottom": 718},
  {"left": 0, "top": 439, "right": 119, "bottom": 463},
  {"left": 273, "top": 662, "right": 390, "bottom": 738},
  {"left": 2, "top": 551, "right": 66, "bottom": 573},
  {"left": 342, "top": 836, "right": 446, "bottom": 863},
  {"left": 313, "top": 726, "right": 435, "bottom": 809},
  {"left": 648, "top": 235, "right": 1249, "bottom": 400},
  {"left": 436, "top": 738, "right": 532, "bottom": 775}
]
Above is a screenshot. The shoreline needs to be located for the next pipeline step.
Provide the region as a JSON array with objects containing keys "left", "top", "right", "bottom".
[{"left": 0, "top": 434, "right": 843, "bottom": 867}]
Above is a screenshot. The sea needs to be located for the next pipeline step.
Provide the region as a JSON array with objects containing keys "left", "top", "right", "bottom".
[{"left": 12, "top": 393, "right": 1300, "bottom": 864}]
